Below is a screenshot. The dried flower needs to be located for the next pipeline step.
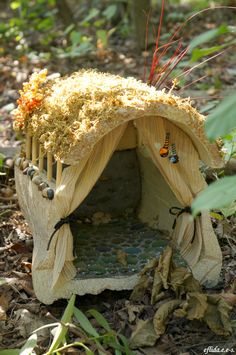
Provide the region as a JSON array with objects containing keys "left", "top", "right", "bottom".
[{"left": 13, "top": 69, "right": 47, "bottom": 131}]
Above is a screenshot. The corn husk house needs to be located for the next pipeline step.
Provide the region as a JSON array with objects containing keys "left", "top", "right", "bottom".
[{"left": 13, "top": 69, "right": 223, "bottom": 304}]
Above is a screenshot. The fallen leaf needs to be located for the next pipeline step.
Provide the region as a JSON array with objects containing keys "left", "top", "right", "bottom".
[
  {"left": 203, "top": 295, "right": 232, "bottom": 336},
  {"left": 170, "top": 267, "right": 202, "bottom": 297},
  {"left": 185, "top": 292, "right": 208, "bottom": 320},
  {"left": 151, "top": 267, "right": 163, "bottom": 305},
  {"left": 20, "top": 261, "right": 32, "bottom": 272},
  {"left": 14, "top": 309, "right": 50, "bottom": 338},
  {"left": 129, "top": 319, "right": 158, "bottom": 349},
  {"left": 220, "top": 293, "right": 236, "bottom": 306},
  {"left": 116, "top": 249, "right": 128, "bottom": 267},
  {"left": 140, "top": 259, "right": 159, "bottom": 276},
  {"left": 130, "top": 275, "right": 150, "bottom": 302},
  {"left": 153, "top": 299, "right": 182, "bottom": 337},
  {"left": 125, "top": 301, "right": 145, "bottom": 323},
  {"left": 0, "top": 292, "right": 12, "bottom": 320},
  {"left": 8, "top": 242, "right": 31, "bottom": 254},
  {"left": 157, "top": 246, "right": 173, "bottom": 289}
]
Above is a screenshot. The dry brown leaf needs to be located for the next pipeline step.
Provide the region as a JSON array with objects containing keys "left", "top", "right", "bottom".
[
  {"left": 18, "top": 277, "right": 35, "bottom": 297},
  {"left": 151, "top": 267, "right": 163, "bottom": 305},
  {"left": 157, "top": 245, "right": 173, "bottom": 289},
  {"left": 130, "top": 275, "right": 150, "bottom": 302},
  {"left": 170, "top": 267, "right": 202, "bottom": 297},
  {"left": 220, "top": 293, "right": 236, "bottom": 306},
  {"left": 14, "top": 309, "right": 49, "bottom": 338},
  {"left": 20, "top": 261, "right": 32, "bottom": 272},
  {"left": 153, "top": 299, "right": 182, "bottom": 337},
  {"left": 116, "top": 249, "right": 128, "bottom": 267},
  {"left": 185, "top": 292, "right": 208, "bottom": 320},
  {"left": 129, "top": 319, "right": 158, "bottom": 349},
  {"left": 125, "top": 301, "right": 145, "bottom": 323},
  {"left": 203, "top": 295, "right": 232, "bottom": 336},
  {"left": 140, "top": 259, "right": 159, "bottom": 276},
  {"left": 8, "top": 242, "right": 31, "bottom": 254},
  {"left": 0, "top": 291, "right": 12, "bottom": 320}
]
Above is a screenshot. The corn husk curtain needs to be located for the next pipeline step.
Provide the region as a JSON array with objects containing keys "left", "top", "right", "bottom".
[
  {"left": 136, "top": 116, "right": 222, "bottom": 283},
  {"left": 49, "top": 124, "right": 128, "bottom": 288}
]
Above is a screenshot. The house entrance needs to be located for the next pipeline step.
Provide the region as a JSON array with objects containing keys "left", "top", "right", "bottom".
[{"left": 71, "top": 149, "right": 169, "bottom": 278}]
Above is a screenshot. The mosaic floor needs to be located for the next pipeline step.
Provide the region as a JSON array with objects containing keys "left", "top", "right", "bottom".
[{"left": 72, "top": 217, "right": 170, "bottom": 279}]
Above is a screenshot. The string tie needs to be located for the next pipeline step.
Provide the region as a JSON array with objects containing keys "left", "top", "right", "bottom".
[
  {"left": 169, "top": 206, "right": 192, "bottom": 229},
  {"left": 169, "top": 206, "right": 200, "bottom": 244},
  {"left": 47, "top": 214, "right": 76, "bottom": 250}
]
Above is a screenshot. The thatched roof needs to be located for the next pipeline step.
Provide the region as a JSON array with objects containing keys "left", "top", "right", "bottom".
[{"left": 13, "top": 69, "right": 222, "bottom": 167}]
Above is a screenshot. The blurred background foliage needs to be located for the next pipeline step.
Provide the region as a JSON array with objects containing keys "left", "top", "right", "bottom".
[
  {"left": 0, "top": 0, "right": 235, "bottom": 170},
  {"left": 0, "top": 0, "right": 235, "bottom": 60}
]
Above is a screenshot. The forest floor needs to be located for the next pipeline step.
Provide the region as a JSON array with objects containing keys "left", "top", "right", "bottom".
[{"left": 0, "top": 2, "right": 236, "bottom": 354}]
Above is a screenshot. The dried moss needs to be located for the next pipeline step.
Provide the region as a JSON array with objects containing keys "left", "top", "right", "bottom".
[{"left": 13, "top": 69, "right": 213, "bottom": 162}]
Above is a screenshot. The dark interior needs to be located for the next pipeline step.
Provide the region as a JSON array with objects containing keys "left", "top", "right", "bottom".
[
  {"left": 70, "top": 149, "right": 168, "bottom": 279},
  {"left": 74, "top": 150, "right": 141, "bottom": 219}
]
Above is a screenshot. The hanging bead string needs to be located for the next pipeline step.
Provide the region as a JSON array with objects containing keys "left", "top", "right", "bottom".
[
  {"left": 169, "top": 143, "right": 179, "bottom": 164},
  {"left": 159, "top": 132, "right": 170, "bottom": 157}
]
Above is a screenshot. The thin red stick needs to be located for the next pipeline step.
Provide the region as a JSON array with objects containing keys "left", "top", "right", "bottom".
[
  {"left": 176, "top": 49, "right": 226, "bottom": 79},
  {"left": 178, "top": 75, "right": 208, "bottom": 93}
]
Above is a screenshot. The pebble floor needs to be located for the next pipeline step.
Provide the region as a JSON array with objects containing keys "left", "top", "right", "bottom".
[{"left": 72, "top": 217, "right": 169, "bottom": 279}]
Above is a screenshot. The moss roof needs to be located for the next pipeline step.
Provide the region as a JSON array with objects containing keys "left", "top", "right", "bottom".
[{"left": 13, "top": 69, "right": 222, "bottom": 167}]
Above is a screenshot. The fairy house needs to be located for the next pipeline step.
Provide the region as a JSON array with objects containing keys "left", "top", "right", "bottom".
[{"left": 13, "top": 69, "right": 223, "bottom": 304}]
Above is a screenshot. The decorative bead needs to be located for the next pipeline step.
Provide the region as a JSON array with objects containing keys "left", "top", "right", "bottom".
[
  {"left": 38, "top": 181, "right": 49, "bottom": 191},
  {"left": 169, "top": 143, "right": 179, "bottom": 164},
  {"left": 160, "top": 132, "right": 170, "bottom": 158},
  {"left": 27, "top": 167, "right": 37, "bottom": 179},
  {"left": 32, "top": 175, "right": 43, "bottom": 185},
  {"left": 22, "top": 160, "right": 29, "bottom": 170},
  {"left": 169, "top": 155, "right": 179, "bottom": 164},
  {"left": 42, "top": 187, "right": 54, "bottom": 200},
  {"left": 159, "top": 147, "right": 169, "bottom": 158}
]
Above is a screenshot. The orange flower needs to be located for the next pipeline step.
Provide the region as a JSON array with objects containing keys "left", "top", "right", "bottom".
[{"left": 13, "top": 69, "right": 47, "bottom": 131}]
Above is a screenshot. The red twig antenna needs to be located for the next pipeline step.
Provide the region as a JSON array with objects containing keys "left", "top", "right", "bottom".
[{"left": 147, "top": 3, "right": 236, "bottom": 90}]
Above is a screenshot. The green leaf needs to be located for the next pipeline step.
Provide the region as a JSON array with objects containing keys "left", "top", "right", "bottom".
[
  {"left": 191, "top": 45, "right": 223, "bottom": 62},
  {"left": 82, "top": 8, "right": 99, "bottom": 23},
  {"left": 88, "top": 309, "right": 111, "bottom": 332},
  {"left": 210, "top": 212, "right": 223, "bottom": 220},
  {"left": 205, "top": 94, "right": 236, "bottom": 140},
  {"left": 74, "top": 307, "right": 99, "bottom": 337},
  {"left": 10, "top": 1, "right": 21, "bottom": 10},
  {"left": 189, "top": 25, "right": 229, "bottom": 51},
  {"left": 96, "top": 30, "right": 107, "bottom": 47},
  {"left": 0, "top": 277, "right": 7, "bottom": 285},
  {"left": 0, "top": 351, "right": 20, "bottom": 355},
  {"left": 70, "top": 31, "right": 82, "bottom": 47},
  {"left": 20, "top": 333, "right": 37, "bottom": 355},
  {"left": 103, "top": 5, "right": 117, "bottom": 20},
  {"left": 48, "top": 294, "right": 76, "bottom": 353},
  {"left": 191, "top": 176, "right": 236, "bottom": 216},
  {"left": 118, "top": 334, "right": 133, "bottom": 355}
]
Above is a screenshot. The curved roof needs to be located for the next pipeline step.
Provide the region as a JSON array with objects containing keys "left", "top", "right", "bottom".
[{"left": 13, "top": 69, "right": 222, "bottom": 167}]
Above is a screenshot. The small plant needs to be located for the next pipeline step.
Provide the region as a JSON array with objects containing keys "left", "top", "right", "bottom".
[
  {"left": 0, "top": 295, "right": 132, "bottom": 355},
  {"left": 192, "top": 93, "right": 236, "bottom": 216}
]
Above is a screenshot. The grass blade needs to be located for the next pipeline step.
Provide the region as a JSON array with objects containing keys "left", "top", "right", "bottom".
[
  {"left": 20, "top": 333, "right": 37, "bottom": 355},
  {"left": 74, "top": 307, "right": 99, "bottom": 337},
  {"left": 47, "top": 294, "right": 76, "bottom": 354},
  {"left": 88, "top": 309, "right": 111, "bottom": 332}
]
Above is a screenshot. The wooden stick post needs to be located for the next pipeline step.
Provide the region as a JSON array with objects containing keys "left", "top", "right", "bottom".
[
  {"left": 26, "top": 133, "right": 32, "bottom": 160},
  {"left": 39, "top": 145, "right": 44, "bottom": 173},
  {"left": 47, "top": 152, "right": 53, "bottom": 181},
  {"left": 32, "top": 137, "right": 38, "bottom": 165},
  {"left": 56, "top": 160, "right": 62, "bottom": 187}
]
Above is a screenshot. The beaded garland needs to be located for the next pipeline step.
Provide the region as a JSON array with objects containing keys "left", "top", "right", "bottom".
[{"left": 159, "top": 133, "right": 179, "bottom": 164}]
